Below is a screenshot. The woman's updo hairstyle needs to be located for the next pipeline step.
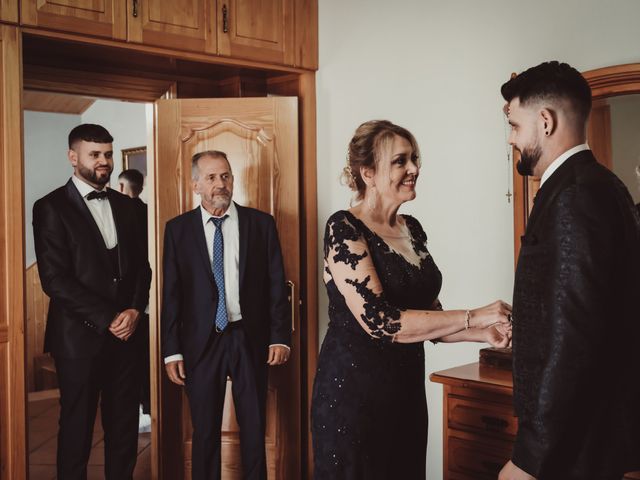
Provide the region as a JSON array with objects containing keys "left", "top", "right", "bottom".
[{"left": 342, "top": 120, "right": 420, "bottom": 201}]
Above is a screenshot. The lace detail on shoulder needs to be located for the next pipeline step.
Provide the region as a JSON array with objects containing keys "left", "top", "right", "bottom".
[
  {"left": 324, "top": 211, "right": 368, "bottom": 270},
  {"left": 323, "top": 211, "right": 405, "bottom": 342},
  {"left": 402, "top": 214, "right": 429, "bottom": 256},
  {"left": 345, "top": 276, "right": 402, "bottom": 338}
]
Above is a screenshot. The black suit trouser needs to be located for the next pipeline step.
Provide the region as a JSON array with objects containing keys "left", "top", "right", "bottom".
[
  {"left": 185, "top": 321, "right": 268, "bottom": 480},
  {"left": 54, "top": 334, "right": 141, "bottom": 480}
]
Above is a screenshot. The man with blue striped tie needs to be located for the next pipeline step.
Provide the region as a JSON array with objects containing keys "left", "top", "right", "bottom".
[{"left": 161, "top": 150, "right": 291, "bottom": 480}]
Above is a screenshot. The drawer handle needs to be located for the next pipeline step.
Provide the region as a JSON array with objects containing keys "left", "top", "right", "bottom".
[
  {"left": 287, "top": 280, "right": 296, "bottom": 332},
  {"left": 132, "top": 0, "right": 138, "bottom": 18},
  {"left": 481, "top": 415, "right": 509, "bottom": 431},
  {"left": 482, "top": 460, "right": 502, "bottom": 473}
]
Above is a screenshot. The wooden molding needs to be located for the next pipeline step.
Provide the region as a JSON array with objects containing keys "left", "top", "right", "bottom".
[
  {"left": 0, "top": 0, "right": 19, "bottom": 24},
  {"left": 583, "top": 63, "right": 640, "bottom": 100},
  {"left": 0, "top": 24, "right": 27, "bottom": 480},
  {"left": 294, "top": 0, "right": 318, "bottom": 69},
  {"left": 22, "top": 27, "right": 311, "bottom": 74}
]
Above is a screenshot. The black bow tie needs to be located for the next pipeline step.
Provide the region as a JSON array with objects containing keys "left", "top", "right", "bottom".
[{"left": 87, "top": 190, "right": 108, "bottom": 201}]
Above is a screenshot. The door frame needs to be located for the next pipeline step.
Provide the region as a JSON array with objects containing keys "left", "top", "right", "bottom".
[{"left": 4, "top": 30, "right": 318, "bottom": 479}]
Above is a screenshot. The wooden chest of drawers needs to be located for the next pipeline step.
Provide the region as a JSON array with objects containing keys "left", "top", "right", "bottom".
[{"left": 430, "top": 362, "right": 640, "bottom": 480}]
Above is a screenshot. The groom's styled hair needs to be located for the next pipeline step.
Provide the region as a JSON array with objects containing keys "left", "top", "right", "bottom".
[{"left": 501, "top": 61, "right": 592, "bottom": 128}]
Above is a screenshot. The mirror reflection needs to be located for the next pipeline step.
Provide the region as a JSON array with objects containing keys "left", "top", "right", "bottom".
[{"left": 23, "top": 93, "right": 152, "bottom": 480}]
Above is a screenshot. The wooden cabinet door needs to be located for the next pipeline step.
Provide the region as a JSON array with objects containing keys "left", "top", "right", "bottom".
[
  {"left": 0, "top": 24, "right": 26, "bottom": 480},
  {"left": 20, "top": 0, "right": 126, "bottom": 40},
  {"left": 127, "top": 0, "right": 216, "bottom": 54},
  {"left": 0, "top": 0, "right": 18, "bottom": 23},
  {"left": 217, "top": 0, "right": 294, "bottom": 65},
  {"left": 154, "top": 97, "right": 301, "bottom": 479}
]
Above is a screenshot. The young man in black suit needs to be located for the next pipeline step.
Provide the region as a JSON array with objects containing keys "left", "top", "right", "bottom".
[
  {"left": 161, "top": 150, "right": 291, "bottom": 480},
  {"left": 499, "top": 62, "right": 640, "bottom": 480},
  {"left": 33, "top": 124, "right": 152, "bottom": 480}
]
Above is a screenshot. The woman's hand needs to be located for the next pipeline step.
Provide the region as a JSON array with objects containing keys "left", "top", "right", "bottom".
[
  {"left": 469, "top": 300, "right": 512, "bottom": 329},
  {"left": 485, "top": 323, "right": 512, "bottom": 348}
]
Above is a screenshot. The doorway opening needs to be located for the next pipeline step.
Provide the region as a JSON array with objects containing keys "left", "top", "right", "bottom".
[
  {"left": 23, "top": 92, "right": 153, "bottom": 479},
  {"left": 19, "top": 31, "right": 317, "bottom": 479}
]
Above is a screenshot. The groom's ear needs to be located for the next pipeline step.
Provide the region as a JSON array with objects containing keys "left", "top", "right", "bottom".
[{"left": 539, "top": 107, "right": 557, "bottom": 137}]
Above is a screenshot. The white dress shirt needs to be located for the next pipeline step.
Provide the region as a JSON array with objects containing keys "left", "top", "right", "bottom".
[
  {"left": 164, "top": 202, "right": 289, "bottom": 365},
  {"left": 540, "top": 143, "right": 590, "bottom": 187},
  {"left": 71, "top": 175, "right": 118, "bottom": 248},
  {"left": 202, "top": 202, "right": 243, "bottom": 323}
]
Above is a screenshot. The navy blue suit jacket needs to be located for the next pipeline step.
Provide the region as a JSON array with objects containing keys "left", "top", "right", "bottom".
[{"left": 161, "top": 203, "right": 291, "bottom": 370}]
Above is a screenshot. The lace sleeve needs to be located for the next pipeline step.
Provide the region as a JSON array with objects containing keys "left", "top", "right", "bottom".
[{"left": 324, "top": 213, "right": 403, "bottom": 341}]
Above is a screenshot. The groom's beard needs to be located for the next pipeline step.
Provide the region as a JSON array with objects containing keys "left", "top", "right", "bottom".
[{"left": 516, "top": 143, "right": 542, "bottom": 177}]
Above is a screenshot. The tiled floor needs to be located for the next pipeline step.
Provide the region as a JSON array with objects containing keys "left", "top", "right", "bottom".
[{"left": 28, "top": 390, "right": 151, "bottom": 479}]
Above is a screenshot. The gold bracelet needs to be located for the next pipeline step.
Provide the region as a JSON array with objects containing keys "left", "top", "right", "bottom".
[{"left": 464, "top": 310, "right": 471, "bottom": 330}]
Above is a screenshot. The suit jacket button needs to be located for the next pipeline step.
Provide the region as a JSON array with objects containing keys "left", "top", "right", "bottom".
[{"left": 113, "top": 278, "right": 118, "bottom": 283}]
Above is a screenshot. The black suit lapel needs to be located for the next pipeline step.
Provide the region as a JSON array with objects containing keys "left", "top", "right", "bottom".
[
  {"left": 191, "top": 207, "right": 215, "bottom": 284},
  {"left": 236, "top": 202, "right": 249, "bottom": 290},
  {"left": 64, "top": 180, "right": 110, "bottom": 255},
  {"left": 524, "top": 150, "right": 594, "bottom": 238},
  {"left": 107, "top": 190, "right": 127, "bottom": 277}
]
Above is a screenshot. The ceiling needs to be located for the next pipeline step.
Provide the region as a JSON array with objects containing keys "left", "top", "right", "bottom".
[{"left": 23, "top": 90, "right": 95, "bottom": 114}]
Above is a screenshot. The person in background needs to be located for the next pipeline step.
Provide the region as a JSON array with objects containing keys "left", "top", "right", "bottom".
[{"left": 118, "top": 168, "right": 151, "bottom": 421}]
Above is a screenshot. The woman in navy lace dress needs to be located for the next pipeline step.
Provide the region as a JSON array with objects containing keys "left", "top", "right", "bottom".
[{"left": 311, "top": 120, "right": 512, "bottom": 480}]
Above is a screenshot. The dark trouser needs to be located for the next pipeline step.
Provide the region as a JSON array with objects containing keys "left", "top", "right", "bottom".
[
  {"left": 185, "top": 321, "right": 268, "bottom": 480},
  {"left": 54, "top": 334, "right": 141, "bottom": 480},
  {"left": 138, "top": 313, "right": 151, "bottom": 414}
]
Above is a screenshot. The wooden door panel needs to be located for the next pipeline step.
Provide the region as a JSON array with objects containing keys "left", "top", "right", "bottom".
[
  {"left": 155, "top": 97, "right": 300, "bottom": 479},
  {"left": 218, "top": 0, "right": 294, "bottom": 65},
  {"left": 0, "top": 24, "right": 26, "bottom": 480},
  {"left": 20, "top": 0, "right": 126, "bottom": 39},
  {"left": 0, "top": 0, "right": 18, "bottom": 23},
  {"left": 127, "top": 0, "right": 216, "bottom": 54}
]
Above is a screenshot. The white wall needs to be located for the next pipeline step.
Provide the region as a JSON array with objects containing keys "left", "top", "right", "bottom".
[
  {"left": 610, "top": 94, "right": 640, "bottom": 203},
  {"left": 24, "top": 99, "right": 148, "bottom": 266},
  {"left": 317, "top": 1, "right": 640, "bottom": 477},
  {"left": 81, "top": 99, "right": 148, "bottom": 200},
  {"left": 24, "top": 111, "right": 82, "bottom": 266}
]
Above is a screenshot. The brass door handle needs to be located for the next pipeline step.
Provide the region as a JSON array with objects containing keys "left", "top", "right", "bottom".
[
  {"left": 287, "top": 280, "right": 295, "bottom": 332},
  {"left": 222, "top": 4, "right": 229, "bottom": 33},
  {"left": 132, "top": 0, "right": 138, "bottom": 17}
]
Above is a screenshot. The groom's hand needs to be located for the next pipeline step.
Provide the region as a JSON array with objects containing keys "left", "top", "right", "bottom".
[{"left": 499, "top": 460, "right": 535, "bottom": 480}]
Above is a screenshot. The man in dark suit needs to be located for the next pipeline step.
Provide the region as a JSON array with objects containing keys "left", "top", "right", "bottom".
[
  {"left": 118, "top": 168, "right": 148, "bottom": 235},
  {"left": 33, "top": 124, "right": 152, "bottom": 480},
  {"left": 161, "top": 150, "right": 291, "bottom": 480},
  {"left": 499, "top": 62, "right": 640, "bottom": 480},
  {"left": 118, "top": 168, "right": 151, "bottom": 417}
]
